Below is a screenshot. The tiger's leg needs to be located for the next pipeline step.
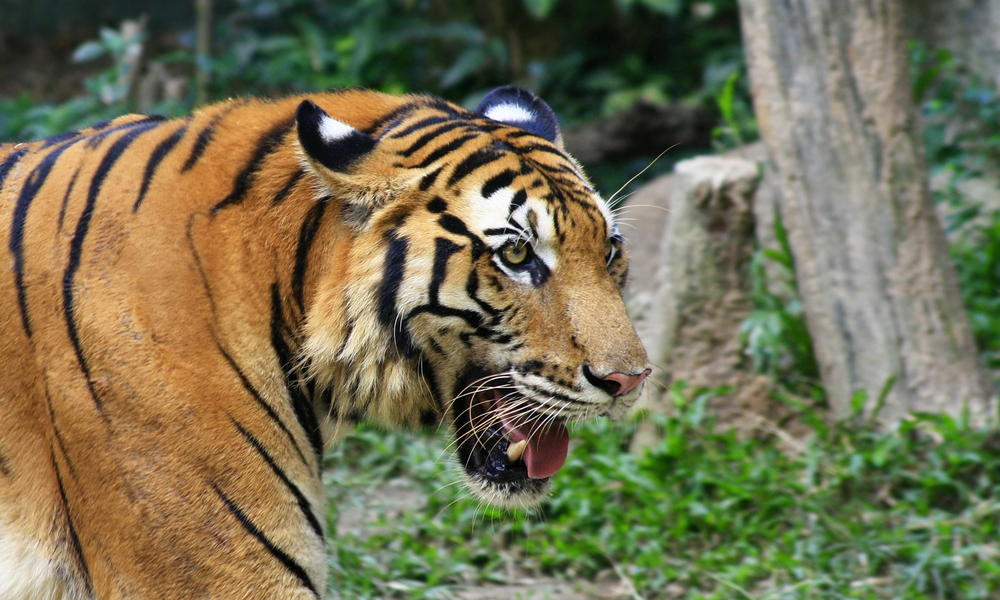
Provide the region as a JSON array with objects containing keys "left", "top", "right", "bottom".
[{"left": 0, "top": 404, "right": 92, "bottom": 600}]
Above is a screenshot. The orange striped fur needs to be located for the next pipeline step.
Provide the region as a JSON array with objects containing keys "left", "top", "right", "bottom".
[{"left": 0, "top": 88, "right": 648, "bottom": 598}]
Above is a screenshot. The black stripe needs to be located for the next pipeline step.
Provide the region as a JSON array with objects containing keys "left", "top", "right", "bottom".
[
  {"left": 466, "top": 270, "right": 501, "bottom": 317},
  {"left": 480, "top": 169, "right": 517, "bottom": 199},
  {"left": 517, "top": 142, "right": 574, "bottom": 160},
  {"left": 41, "top": 131, "right": 81, "bottom": 148},
  {"left": 216, "top": 339, "right": 311, "bottom": 469},
  {"left": 133, "top": 122, "right": 188, "bottom": 212},
  {"left": 429, "top": 237, "right": 463, "bottom": 305},
  {"left": 0, "top": 451, "right": 8, "bottom": 476},
  {"left": 362, "top": 102, "right": 425, "bottom": 135},
  {"left": 0, "top": 147, "right": 29, "bottom": 189},
  {"left": 523, "top": 383, "right": 587, "bottom": 405},
  {"left": 388, "top": 115, "right": 452, "bottom": 139},
  {"left": 292, "top": 198, "right": 329, "bottom": 313},
  {"left": 210, "top": 482, "right": 318, "bottom": 597},
  {"left": 412, "top": 134, "right": 477, "bottom": 169},
  {"left": 438, "top": 214, "right": 486, "bottom": 259},
  {"left": 57, "top": 168, "right": 81, "bottom": 231},
  {"left": 182, "top": 104, "right": 241, "bottom": 171},
  {"left": 398, "top": 121, "right": 468, "bottom": 158},
  {"left": 64, "top": 121, "right": 160, "bottom": 416},
  {"left": 531, "top": 160, "right": 582, "bottom": 180},
  {"left": 502, "top": 130, "right": 539, "bottom": 139},
  {"left": 230, "top": 416, "right": 324, "bottom": 539},
  {"left": 376, "top": 230, "right": 414, "bottom": 356},
  {"left": 46, "top": 389, "right": 78, "bottom": 478},
  {"left": 408, "top": 303, "right": 485, "bottom": 329},
  {"left": 419, "top": 167, "right": 442, "bottom": 191},
  {"left": 52, "top": 452, "right": 93, "bottom": 595},
  {"left": 447, "top": 148, "right": 502, "bottom": 187},
  {"left": 377, "top": 230, "right": 408, "bottom": 329},
  {"left": 426, "top": 196, "right": 447, "bottom": 213},
  {"left": 482, "top": 226, "right": 522, "bottom": 237},
  {"left": 271, "top": 169, "right": 304, "bottom": 206},
  {"left": 10, "top": 138, "right": 83, "bottom": 338},
  {"left": 84, "top": 115, "right": 164, "bottom": 148},
  {"left": 270, "top": 284, "right": 324, "bottom": 469},
  {"left": 212, "top": 118, "right": 294, "bottom": 213},
  {"left": 508, "top": 189, "right": 528, "bottom": 216},
  {"left": 421, "top": 98, "right": 467, "bottom": 118}
]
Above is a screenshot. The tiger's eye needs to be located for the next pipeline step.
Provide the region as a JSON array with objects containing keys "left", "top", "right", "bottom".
[{"left": 501, "top": 242, "right": 532, "bottom": 266}]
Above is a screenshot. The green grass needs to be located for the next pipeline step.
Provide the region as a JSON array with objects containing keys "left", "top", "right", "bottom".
[{"left": 323, "top": 390, "right": 1000, "bottom": 599}]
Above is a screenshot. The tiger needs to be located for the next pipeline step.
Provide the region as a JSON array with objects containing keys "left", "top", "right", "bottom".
[{"left": 0, "top": 85, "right": 650, "bottom": 598}]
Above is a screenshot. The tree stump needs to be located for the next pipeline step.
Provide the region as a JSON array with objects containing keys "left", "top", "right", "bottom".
[
  {"left": 738, "top": 0, "right": 994, "bottom": 422},
  {"left": 628, "top": 156, "right": 767, "bottom": 448}
]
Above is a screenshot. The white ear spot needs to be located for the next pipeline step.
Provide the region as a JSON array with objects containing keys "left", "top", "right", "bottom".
[
  {"left": 484, "top": 103, "right": 536, "bottom": 124},
  {"left": 318, "top": 115, "right": 357, "bottom": 142}
]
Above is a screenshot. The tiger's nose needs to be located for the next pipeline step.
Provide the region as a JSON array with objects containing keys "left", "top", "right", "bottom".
[{"left": 582, "top": 365, "right": 651, "bottom": 397}]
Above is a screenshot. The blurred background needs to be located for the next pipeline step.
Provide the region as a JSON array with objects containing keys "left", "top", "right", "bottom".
[{"left": 2, "top": 1, "right": 998, "bottom": 598}]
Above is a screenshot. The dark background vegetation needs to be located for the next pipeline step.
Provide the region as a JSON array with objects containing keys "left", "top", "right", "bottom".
[{"left": 1, "top": 1, "right": 997, "bottom": 598}]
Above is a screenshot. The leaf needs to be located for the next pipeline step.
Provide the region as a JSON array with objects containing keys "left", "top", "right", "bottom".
[
  {"left": 440, "top": 46, "right": 487, "bottom": 89},
  {"left": 72, "top": 41, "right": 106, "bottom": 63},
  {"left": 523, "top": 0, "right": 559, "bottom": 19},
  {"left": 849, "top": 390, "right": 868, "bottom": 417},
  {"left": 637, "top": 0, "right": 682, "bottom": 16}
]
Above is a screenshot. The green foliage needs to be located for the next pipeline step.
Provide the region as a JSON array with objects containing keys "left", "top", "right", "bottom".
[
  {"left": 324, "top": 389, "right": 1000, "bottom": 598},
  {"left": 950, "top": 212, "right": 1000, "bottom": 372},
  {"left": 71, "top": 24, "right": 144, "bottom": 106},
  {"left": 0, "top": 93, "right": 103, "bottom": 142},
  {"left": 0, "top": 20, "right": 189, "bottom": 141},
  {"left": 2, "top": 0, "right": 745, "bottom": 143},
  {"left": 911, "top": 43, "right": 1000, "bottom": 375},
  {"left": 742, "top": 214, "right": 820, "bottom": 394},
  {"left": 197, "top": 0, "right": 741, "bottom": 120},
  {"left": 711, "top": 70, "right": 757, "bottom": 149}
]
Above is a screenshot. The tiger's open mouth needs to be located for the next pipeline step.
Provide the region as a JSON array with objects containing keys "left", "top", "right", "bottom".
[{"left": 452, "top": 370, "right": 570, "bottom": 501}]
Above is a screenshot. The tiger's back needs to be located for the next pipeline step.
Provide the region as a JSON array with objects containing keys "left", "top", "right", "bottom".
[
  {"left": 0, "top": 87, "right": 648, "bottom": 598},
  {"left": 0, "top": 95, "right": 410, "bottom": 598}
]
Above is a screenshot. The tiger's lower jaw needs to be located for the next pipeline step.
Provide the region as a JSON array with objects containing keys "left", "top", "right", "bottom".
[
  {"left": 457, "top": 418, "right": 554, "bottom": 509},
  {"left": 451, "top": 370, "right": 570, "bottom": 508},
  {"left": 464, "top": 471, "right": 553, "bottom": 509}
]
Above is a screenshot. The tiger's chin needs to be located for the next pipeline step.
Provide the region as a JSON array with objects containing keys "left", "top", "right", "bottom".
[
  {"left": 456, "top": 418, "right": 554, "bottom": 509},
  {"left": 451, "top": 369, "right": 571, "bottom": 509}
]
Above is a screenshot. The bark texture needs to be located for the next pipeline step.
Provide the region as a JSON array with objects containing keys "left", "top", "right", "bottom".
[
  {"left": 628, "top": 157, "right": 773, "bottom": 446},
  {"left": 738, "top": 0, "right": 993, "bottom": 422}
]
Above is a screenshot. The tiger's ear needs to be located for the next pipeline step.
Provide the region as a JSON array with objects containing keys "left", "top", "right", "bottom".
[
  {"left": 296, "top": 100, "right": 375, "bottom": 172},
  {"left": 476, "top": 86, "right": 562, "bottom": 147},
  {"left": 296, "top": 100, "right": 399, "bottom": 229}
]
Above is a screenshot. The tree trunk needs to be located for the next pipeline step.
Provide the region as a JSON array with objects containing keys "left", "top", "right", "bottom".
[{"left": 738, "top": 0, "right": 994, "bottom": 422}]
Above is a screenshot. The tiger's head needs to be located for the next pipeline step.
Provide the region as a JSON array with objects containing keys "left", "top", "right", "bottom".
[{"left": 298, "top": 87, "right": 649, "bottom": 508}]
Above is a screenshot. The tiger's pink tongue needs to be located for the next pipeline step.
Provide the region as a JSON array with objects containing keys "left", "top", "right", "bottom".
[{"left": 501, "top": 412, "right": 569, "bottom": 479}]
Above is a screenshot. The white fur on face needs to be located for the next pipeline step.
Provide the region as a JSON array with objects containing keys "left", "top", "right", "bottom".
[
  {"left": 471, "top": 187, "right": 559, "bottom": 285},
  {"left": 595, "top": 192, "right": 615, "bottom": 236}
]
